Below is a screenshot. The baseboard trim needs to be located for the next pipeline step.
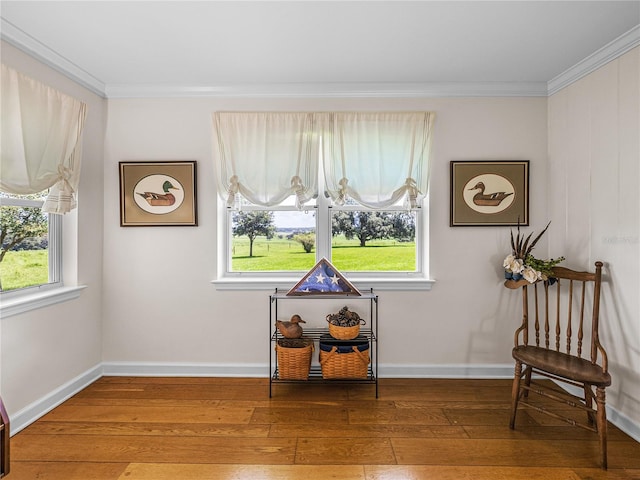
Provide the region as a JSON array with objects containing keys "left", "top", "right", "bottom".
[
  {"left": 10, "top": 364, "right": 103, "bottom": 434},
  {"left": 101, "top": 361, "right": 266, "bottom": 377},
  {"left": 379, "top": 363, "right": 515, "bottom": 378},
  {"left": 10, "top": 362, "right": 639, "bottom": 444}
]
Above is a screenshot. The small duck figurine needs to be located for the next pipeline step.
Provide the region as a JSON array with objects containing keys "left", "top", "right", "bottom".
[
  {"left": 137, "top": 180, "right": 180, "bottom": 206},
  {"left": 276, "top": 314, "right": 306, "bottom": 339},
  {"left": 468, "top": 182, "right": 513, "bottom": 207}
]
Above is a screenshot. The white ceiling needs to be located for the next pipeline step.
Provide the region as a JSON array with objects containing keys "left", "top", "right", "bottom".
[{"left": 1, "top": 1, "right": 639, "bottom": 98}]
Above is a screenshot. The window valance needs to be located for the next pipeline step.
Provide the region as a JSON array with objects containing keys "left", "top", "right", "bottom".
[
  {"left": 212, "top": 112, "right": 319, "bottom": 209},
  {"left": 322, "top": 111, "right": 435, "bottom": 209},
  {"left": 212, "top": 111, "right": 435, "bottom": 210},
  {"left": 1, "top": 64, "right": 87, "bottom": 214}
]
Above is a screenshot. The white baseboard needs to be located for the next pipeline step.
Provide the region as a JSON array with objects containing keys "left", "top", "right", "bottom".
[
  {"left": 101, "top": 361, "right": 266, "bottom": 377},
  {"left": 10, "top": 364, "right": 103, "bottom": 434},
  {"left": 379, "top": 363, "right": 515, "bottom": 378},
  {"left": 10, "top": 362, "right": 639, "bottom": 445}
]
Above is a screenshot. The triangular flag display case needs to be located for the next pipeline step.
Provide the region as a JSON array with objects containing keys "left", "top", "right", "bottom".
[{"left": 286, "top": 258, "right": 361, "bottom": 296}]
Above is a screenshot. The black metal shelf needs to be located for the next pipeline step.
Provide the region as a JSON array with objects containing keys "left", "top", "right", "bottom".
[
  {"left": 269, "top": 289, "right": 378, "bottom": 397},
  {"left": 272, "top": 365, "right": 376, "bottom": 383},
  {"left": 270, "top": 327, "right": 376, "bottom": 342}
]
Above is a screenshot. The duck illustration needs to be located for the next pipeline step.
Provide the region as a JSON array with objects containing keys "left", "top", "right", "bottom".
[
  {"left": 468, "top": 182, "right": 513, "bottom": 206},
  {"left": 276, "top": 314, "right": 306, "bottom": 339},
  {"left": 136, "top": 180, "right": 179, "bottom": 206}
]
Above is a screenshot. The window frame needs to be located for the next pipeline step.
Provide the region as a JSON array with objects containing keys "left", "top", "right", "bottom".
[
  {"left": 215, "top": 192, "right": 433, "bottom": 291},
  {"left": 0, "top": 194, "right": 63, "bottom": 298}
]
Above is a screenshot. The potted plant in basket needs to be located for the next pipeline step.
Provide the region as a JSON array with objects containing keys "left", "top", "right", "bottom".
[{"left": 503, "top": 221, "right": 565, "bottom": 284}]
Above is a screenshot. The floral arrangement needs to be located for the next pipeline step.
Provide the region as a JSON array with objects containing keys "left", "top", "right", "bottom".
[{"left": 503, "top": 221, "right": 565, "bottom": 283}]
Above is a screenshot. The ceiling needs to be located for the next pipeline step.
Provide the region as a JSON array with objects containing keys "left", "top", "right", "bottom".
[{"left": 1, "top": 1, "right": 639, "bottom": 98}]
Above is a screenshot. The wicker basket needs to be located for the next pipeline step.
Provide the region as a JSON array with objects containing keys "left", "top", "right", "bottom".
[
  {"left": 319, "top": 342, "right": 370, "bottom": 379},
  {"left": 276, "top": 338, "right": 314, "bottom": 380},
  {"left": 327, "top": 322, "right": 361, "bottom": 340}
]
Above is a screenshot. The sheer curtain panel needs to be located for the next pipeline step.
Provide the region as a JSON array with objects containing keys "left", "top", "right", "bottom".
[
  {"left": 322, "top": 112, "right": 435, "bottom": 209},
  {"left": 212, "top": 112, "right": 319, "bottom": 209},
  {"left": 1, "top": 64, "right": 87, "bottom": 214}
]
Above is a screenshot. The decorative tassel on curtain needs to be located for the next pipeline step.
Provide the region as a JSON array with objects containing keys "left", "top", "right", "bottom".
[
  {"left": 212, "top": 112, "right": 319, "bottom": 209},
  {"left": 1, "top": 64, "right": 87, "bottom": 214},
  {"left": 322, "top": 111, "right": 435, "bottom": 209}
]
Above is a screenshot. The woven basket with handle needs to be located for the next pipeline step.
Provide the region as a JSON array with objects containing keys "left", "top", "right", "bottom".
[
  {"left": 276, "top": 338, "right": 314, "bottom": 380},
  {"left": 319, "top": 343, "right": 369, "bottom": 379}
]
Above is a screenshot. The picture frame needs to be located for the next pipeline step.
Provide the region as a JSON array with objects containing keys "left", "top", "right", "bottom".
[
  {"left": 119, "top": 161, "right": 197, "bottom": 227},
  {"left": 450, "top": 160, "right": 529, "bottom": 227}
]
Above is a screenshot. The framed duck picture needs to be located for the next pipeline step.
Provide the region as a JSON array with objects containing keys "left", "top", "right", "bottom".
[
  {"left": 450, "top": 160, "right": 529, "bottom": 227},
  {"left": 119, "top": 161, "right": 198, "bottom": 226}
]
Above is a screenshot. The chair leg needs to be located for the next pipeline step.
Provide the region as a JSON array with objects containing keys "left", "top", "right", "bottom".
[
  {"left": 510, "top": 361, "right": 523, "bottom": 429},
  {"left": 596, "top": 386, "right": 608, "bottom": 470},
  {"left": 523, "top": 366, "right": 532, "bottom": 398},
  {"left": 584, "top": 384, "right": 595, "bottom": 426}
]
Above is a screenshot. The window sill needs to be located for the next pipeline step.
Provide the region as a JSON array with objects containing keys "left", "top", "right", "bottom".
[
  {"left": 0, "top": 285, "right": 87, "bottom": 319},
  {"left": 212, "top": 277, "right": 434, "bottom": 291}
]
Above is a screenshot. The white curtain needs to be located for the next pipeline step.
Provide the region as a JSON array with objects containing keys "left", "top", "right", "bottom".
[
  {"left": 212, "top": 112, "right": 319, "bottom": 209},
  {"left": 0, "top": 64, "right": 87, "bottom": 214},
  {"left": 322, "top": 112, "right": 435, "bottom": 209}
]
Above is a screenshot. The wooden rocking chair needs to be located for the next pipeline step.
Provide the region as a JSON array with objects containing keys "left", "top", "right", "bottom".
[{"left": 507, "top": 261, "right": 611, "bottom": 469}]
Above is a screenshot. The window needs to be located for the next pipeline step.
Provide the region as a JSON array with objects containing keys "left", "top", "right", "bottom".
[
  {"left": 214, "top": 111, "right": 434, "bottom": 288},
  {"left": 227, "top": 195, "right": 422, "bottom": 276},
  {"left": 0, "top": 192, "right": 62, "bottom": 295}
]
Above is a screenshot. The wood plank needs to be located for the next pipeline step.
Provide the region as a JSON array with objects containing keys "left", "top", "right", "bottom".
[
  {"left": 221, "top": 399, "right": 395, "bottom": 409},
  {"left": 12, "top": 434, "right": 296, "bottom": 464},
  {"left": 573, "top": 468, "right": 640, "bottom": 480},
  {"left": 118, "top": 463, "right": 366, "bottom": 480},
  {"left": 250, "top": 406, "right": 349, "bottom": 425},
  {"left": 41, "top": 404, "right": 254, "bottom": 424},
  {"left": 545, "top": 440, "right": 640, "bottom": 469},
  {"left": 364, "top": 465, "right": 583, "bottom": 480},
  {"left": 391, "top": 438, "right": 564, "bottom": 466},
  {"left": 7, "top": 462, "right": 127, "bottom": 480},
  {"left": 465, "top": 424, "right": 634, "bottom": 441},
  {"left": 348, "top": 407, "right": 451, "bottom": 425},
  {"left": 74, "top": 383, "right": 268, "bottom": 401},
  {"left": 443, "top": 408, "right": 538, "bottom": 426},
  {"left": 270, "top": 423, "right": 467, "bottom": 438},
  {"left": 295, "top": 437, "right": 396, "bottom": 464},
  {"left": 65, "top": 397, "right": 222, "bottom": 407},
  {"left": 22, "top": 421, "right": 270, "bottom": 437}
]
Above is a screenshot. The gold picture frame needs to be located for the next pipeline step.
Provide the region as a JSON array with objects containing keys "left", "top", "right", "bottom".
[
  {"left": 119, "top": 161, "right": 197, "bottom": 226},
  {"left": 450, "top": 160, "right": 529, "bottom": 226}
]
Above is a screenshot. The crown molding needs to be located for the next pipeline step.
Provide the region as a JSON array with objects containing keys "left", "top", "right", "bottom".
[
  {"left": 0, "top": 18, "right": 106, "bottom": 97},
  {"left": 104, "top": 81, "right": 548, "bottom": 99},
  {"left": 548, "top": 24, "right": 640, "bottom": 96}
]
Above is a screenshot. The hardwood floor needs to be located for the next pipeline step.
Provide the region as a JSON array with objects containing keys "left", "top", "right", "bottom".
[{"left": 7, "top": 377, "right": 640, "bottom": 479}]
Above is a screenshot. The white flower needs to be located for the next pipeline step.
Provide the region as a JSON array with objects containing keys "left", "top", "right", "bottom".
[
  {"left": 504, "top": 255, "right": 524, "bottom": 273},
  {"left": 522, "top": 266, "right": 542, "bottom": 283},
  {"left": 503, "top": 254, "right": 515, "bottom": 269}
]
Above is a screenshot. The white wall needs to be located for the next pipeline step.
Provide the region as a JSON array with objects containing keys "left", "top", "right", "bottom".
[
  {"left": 0, "top": 41, "right": 106, "bottom": 422},
  {"left": 102, "top": 96, "right": 547, "bottom": 371},
  {"left": 548, "top": 46, "right": 640, "bottom": 432}
]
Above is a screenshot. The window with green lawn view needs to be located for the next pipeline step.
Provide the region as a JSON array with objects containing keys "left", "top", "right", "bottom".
[
  {"left": 228, "top": 198, "right": 420, "bottom": 274},
  {"left": 0, "top": 192, "right": 61, "bottom": 293},
  {"left": 214, "top": 111, "right": 434, "bottom": 278}
]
